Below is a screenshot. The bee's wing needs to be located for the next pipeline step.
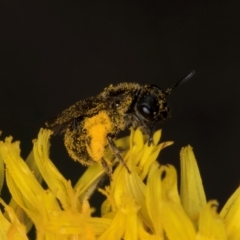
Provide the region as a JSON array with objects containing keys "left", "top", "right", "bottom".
[
  {"left": 46, "top": 82, "right": 140, "bottom": 135},
  {"left": 45, "top": 119, "right": 71, "bottom": 135},
  {"left": 45, "top": 96, "right": 104, "bottom": 135}
]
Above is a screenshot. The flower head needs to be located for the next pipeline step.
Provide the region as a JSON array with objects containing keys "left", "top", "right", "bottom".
[{"left": 0, "top": 128, "right": 239, "bottom": 239}]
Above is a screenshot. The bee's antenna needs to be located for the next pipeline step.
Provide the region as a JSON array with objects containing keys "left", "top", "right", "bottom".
[{"left": 165, "top": 70, "right": 195, "bottom": 96}]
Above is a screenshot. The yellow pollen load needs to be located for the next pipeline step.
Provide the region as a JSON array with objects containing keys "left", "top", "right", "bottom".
[{"left": 84, "top": 111, "right": 113, "bottom": 161}]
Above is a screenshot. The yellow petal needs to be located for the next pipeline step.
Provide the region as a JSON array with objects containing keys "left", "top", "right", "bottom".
[
  {"left": 0, "top": 137, "right": 45, "bottom": 217},
  {"left": 124, "top": 167, "right": 153, "bottom": 230},
  {"left": 0, "top": 199, "right": 28, "bottom": 240},
  {"left": 220, "top": 187, "right": 240, "bottom": 240},
  {"left": 74, "top": 162, "right": 105, "bottom": 202},
  {"left": 130, "top": 127, "right": 144, "bottom": 153},
  {"left": 161, "top": 201, "right": 196, "bottom": 240},
  {"left": 98, "top": 197, "right": 139, "bottom": 240},
  {"left": 180, "top": 145, "right": 206, "bottom": 222},
  {"left": 6, "top": 151, "right": 40, "bottom": 232},
  {"left": 160, "top": 165, "right": 196, "bottom": 240},
  {"left": 0, "top": 146, "right": 4, "bottom": 194},
  {"left": 161, "top": 165, "right": 181, "bottom": 204},
  {"left": 139, "top": 140, "right": 173, "bottom": 180},
  {"left": 197, "top": 201, "right": 227, "bottom": 240},
  {"left": 33, "top": 129, "right": 81, "bottom": 210},
  {"left": 4, "top": 200, "right": 32, "bottom": 234},
  {"left": 97, "top": 209, "right": 126, "bottom": 240},
  {"left": 131, "top": 129, "right": 173, "bottom": 180},
  {"left": 146, "top": 161, "right": 164, "bottom": 236},
  {"left": 153, "top": 129, "right": 162, "bottom": 145},
  {"left": 0, "top": 210, "right": 11, "bottom": 240}
]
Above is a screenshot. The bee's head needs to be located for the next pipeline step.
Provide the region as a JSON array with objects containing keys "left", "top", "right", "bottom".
[
  {"left": 133, "top": 70, "right": 195, "bottom": 146},
  {"left": 135, "top": 70, "right": 195, "bottom": 124},
  {"left": 135, "top": 85, "right": 170, "bottom": 123}
]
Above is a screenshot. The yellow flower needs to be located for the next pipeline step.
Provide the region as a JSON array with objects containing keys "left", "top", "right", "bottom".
[
  {"left": 0, "top": 131, "right": 110, "bottom": 239},
  {"left": 0, "top": 128, "right": 239, "bottom": 239}
]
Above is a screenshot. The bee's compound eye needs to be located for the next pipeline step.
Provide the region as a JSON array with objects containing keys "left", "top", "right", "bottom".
[
  {"left": 140, "top": 104, "right": 154, "bottom": 120},
  {"left": 141, "top": 104, "right": 151, "bottom": 115}
]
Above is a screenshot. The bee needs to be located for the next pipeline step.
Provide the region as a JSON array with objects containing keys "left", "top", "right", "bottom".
[{"left": 46, "top": 71, "right": 195, "bottom": 176}]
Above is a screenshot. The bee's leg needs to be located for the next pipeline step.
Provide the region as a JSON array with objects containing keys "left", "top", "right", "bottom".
[
  {"left": 101, "top": 158, "right": 113, "bottom": 180},
  {"left": 148, "top": 123, "right": 157, "bottom": 146},
  {"left": 132, "top": 114, "right": 150, "bottom": 134},
  {"left": 107, "top": 135, "right": 131, "bottom": 174},
  {"left": 132, "top": 114, "right": 154, "bottom": 146}
]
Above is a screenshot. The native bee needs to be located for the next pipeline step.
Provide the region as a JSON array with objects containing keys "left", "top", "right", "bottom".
[{"left": 46, "top": 71, "right": 195, "bottom": 176}]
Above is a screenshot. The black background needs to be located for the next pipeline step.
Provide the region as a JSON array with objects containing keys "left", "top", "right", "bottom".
[{"left": 1, "top": 0, "right": 240, "bottom": 210}]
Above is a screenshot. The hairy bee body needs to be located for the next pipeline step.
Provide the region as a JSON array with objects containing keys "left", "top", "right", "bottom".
[
  {"left": 64, "top": 110, "right": 114, "bottom": 165},
  {"left": 47, "top": 83, "right": 140, "bottom": 166},
  {"left": 46, "top": 72, "right": 195, "bottom": 175}
]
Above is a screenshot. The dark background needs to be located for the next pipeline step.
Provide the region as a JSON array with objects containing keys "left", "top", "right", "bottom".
[{"left": 1, "top": 0, "right": 240, "bottom": 210}]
